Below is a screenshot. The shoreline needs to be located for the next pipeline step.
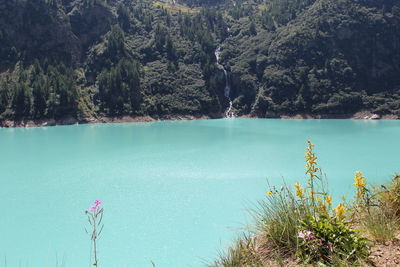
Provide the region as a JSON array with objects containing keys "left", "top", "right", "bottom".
[
  {"left": 274, "top": 110, "right": 399, "bottom": 120},
  {"left": 0, "top": 111, "right": 398, "bottom": 128},
  {"left": 0, "top": 114, "right": 216, "bottom": 128}
]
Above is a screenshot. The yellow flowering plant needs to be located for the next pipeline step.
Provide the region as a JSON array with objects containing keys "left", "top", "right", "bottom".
[
  {"left": 262, "top": 141, "right": 370, "bottom": 264},
  {"left": 291, "top": 141, "right": 333, "bottom": 218},
  {"left": 334, "top": 203, "right": 346, "bottom": 220},
  {"left": 294, "top": 182, "right": 304, "bottom": 198},
  {"left": 352, "top": 171, "right": 374, "bottom": 214},
  {"left": 296, "top": 141, "right": 369, "bottom": 263}
]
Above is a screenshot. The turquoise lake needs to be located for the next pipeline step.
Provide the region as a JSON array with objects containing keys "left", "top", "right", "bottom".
[{"left": 1, "top": 118, "right": 400, "bottom": 267}]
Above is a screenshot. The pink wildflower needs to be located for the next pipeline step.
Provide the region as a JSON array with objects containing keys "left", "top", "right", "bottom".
[
  {"left": 325, "top": 243, "right": 333, "bottom": 251},
  {"left": 297, "top": 230, "right": 315, "bottom": 240},
  {"left": 90, "top": 205, "right": 96, "bottom": 211},
  {"left": 94, "top": 200, "right": 102, "bottom": 207}
]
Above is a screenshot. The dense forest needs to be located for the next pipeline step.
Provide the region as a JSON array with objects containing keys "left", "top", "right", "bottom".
[{"left": 0, "top": 0, "right": 399, "bottom": 123}]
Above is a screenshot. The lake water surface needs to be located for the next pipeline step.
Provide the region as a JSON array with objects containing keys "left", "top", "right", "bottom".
[{"left": 1, "top": 118, "right": 400, "bottom": 267}]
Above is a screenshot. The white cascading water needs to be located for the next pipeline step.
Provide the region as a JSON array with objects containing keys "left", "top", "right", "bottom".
[{"left": 215, "top": 47, "right": 234, "bottom": 118}]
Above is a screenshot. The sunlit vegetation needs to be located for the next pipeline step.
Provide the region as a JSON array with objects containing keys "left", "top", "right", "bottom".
[
  {"left": 210, "top": 141, "right": 400, "bottom": 266},
  {"left": 0, "top": 0, "right": 399, "bottom": 121},
  {"left": 153, "top": 1, "right": 198, "bottom": 13}
]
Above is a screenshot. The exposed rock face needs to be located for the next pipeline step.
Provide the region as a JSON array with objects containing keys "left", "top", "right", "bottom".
[
  {"left": 61, "top": 115, "right": 78, "bottom": 125},
  {"left": 68, "top": 2, "right": 116, "bottom": 51},
  {"left": 0, "top": 0, "right": 81, "bottom": 66},
  {"left": 0, "top": 0, "right": 116, "bottom": 66}
]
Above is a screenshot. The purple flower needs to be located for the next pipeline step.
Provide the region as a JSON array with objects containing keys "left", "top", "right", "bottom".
[
  {"left": 325, "top": 243, "right": 333, "bottom": 251},
  {"left": 94, "top": 200, "right": 101, "bottom": 207},
  {"left": 297, "top": 230, "right": 315, "bottom": 240}
]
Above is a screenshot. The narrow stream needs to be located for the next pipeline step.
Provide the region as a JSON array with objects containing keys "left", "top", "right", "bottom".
[{"left": 215, "top": 46, "right": 234, "bottom": 118}]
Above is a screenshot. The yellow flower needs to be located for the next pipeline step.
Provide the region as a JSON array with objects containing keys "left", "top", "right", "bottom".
[
  {"left": 354, "top": 171, "right": 367, "bottom": 190},
  {"left": 294, "top": 182, "right": 305, "bottom": 198},
  {"left": 309, "top": 190, "right": 315, "bottom": 199},
  {"left": 334, "top": 203, "right": 346, "bottom": 219},
  {"left": 305, "top": 141, "right": 318, "bottom": 179},
  {"left": 317, "top": 197, "right": 327, "bottom": 213},
  {"left": 267, "top": 190, "right": 273, "bottom": 196},
  {"left": 325, "top": 196, "right": 332, "bottom": 206}
]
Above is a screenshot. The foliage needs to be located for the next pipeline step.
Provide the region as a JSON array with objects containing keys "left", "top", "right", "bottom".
[
  {"left": 0, "top": 61, "right": 80, "bottom": 119},
  {"left": 295, "top": 142, "right": 370, "bottom": 264},
  {"left": 1, "top": 0, "right": 400, "bottom": 121},
  {"left": 225, "top": 0, "right": 400, "bottom": 116},
  {"left": 251, "top": 141, "right": 371, "bottom": 265},
  {"left": 212, "top": 140, "right": 400, "bottom": 266},
  {"left": 297, "top": 214, "right": 370, "bottom": 264},
  {"left": 98, "top": 59, "right": 141, "bottom": 115}
]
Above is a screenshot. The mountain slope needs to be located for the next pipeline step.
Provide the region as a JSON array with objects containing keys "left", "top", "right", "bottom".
[
  {"left": 250, "top": 0, "right": 400, "bottom": 116},
  {"left": 0, "top": 0, "right": 399, "bottom": 123}
]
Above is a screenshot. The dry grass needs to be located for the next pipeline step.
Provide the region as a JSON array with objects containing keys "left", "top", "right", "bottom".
[
  {"left": 256, "top": 4, "right": 268, "bottom": 11},
  {"left": 208, "top": 234, "right": 264, "bottom": 267},
  {"left": 361, "top": 209, "right": 399, "bottom": 243}
]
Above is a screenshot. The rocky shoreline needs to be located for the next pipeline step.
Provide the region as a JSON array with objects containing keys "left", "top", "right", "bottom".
[
  {"left": 0, "top": 114, "right": 214, "bottom": 128},
  {"left": 0, "top": 111, "right": 398, "bottom": 128},
  {"left": 272, "top": 111, "right": 399, "bottom": 120}
]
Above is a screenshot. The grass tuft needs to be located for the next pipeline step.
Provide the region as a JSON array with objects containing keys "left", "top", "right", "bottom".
[
  {"left": 208, "top": 234, "right": 263, "bottom": 267},
  {"left": 361, "top": 208, "right": 399, "bottom": 243},
  {"left": 253, "top": 186, "right": 305, "bottom": 254}
]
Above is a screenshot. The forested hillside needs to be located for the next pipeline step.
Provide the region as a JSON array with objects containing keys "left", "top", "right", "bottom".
[{"left": 0, "top": 0, "right": 399, "bottom": 123}]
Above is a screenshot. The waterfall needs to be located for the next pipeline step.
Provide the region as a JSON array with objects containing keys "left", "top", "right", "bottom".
[{"left": 215, "top": 47, "right": 234, "bottom": 118}]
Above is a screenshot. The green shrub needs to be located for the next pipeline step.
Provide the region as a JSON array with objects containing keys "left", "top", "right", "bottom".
[{"left": 297, "top": 214, "right": 370, "bottom": 264}]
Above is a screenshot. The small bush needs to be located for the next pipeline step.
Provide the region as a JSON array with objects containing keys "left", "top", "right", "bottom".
[{"left": 297, "top": 214, "right": 370, "bottom": 264}]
